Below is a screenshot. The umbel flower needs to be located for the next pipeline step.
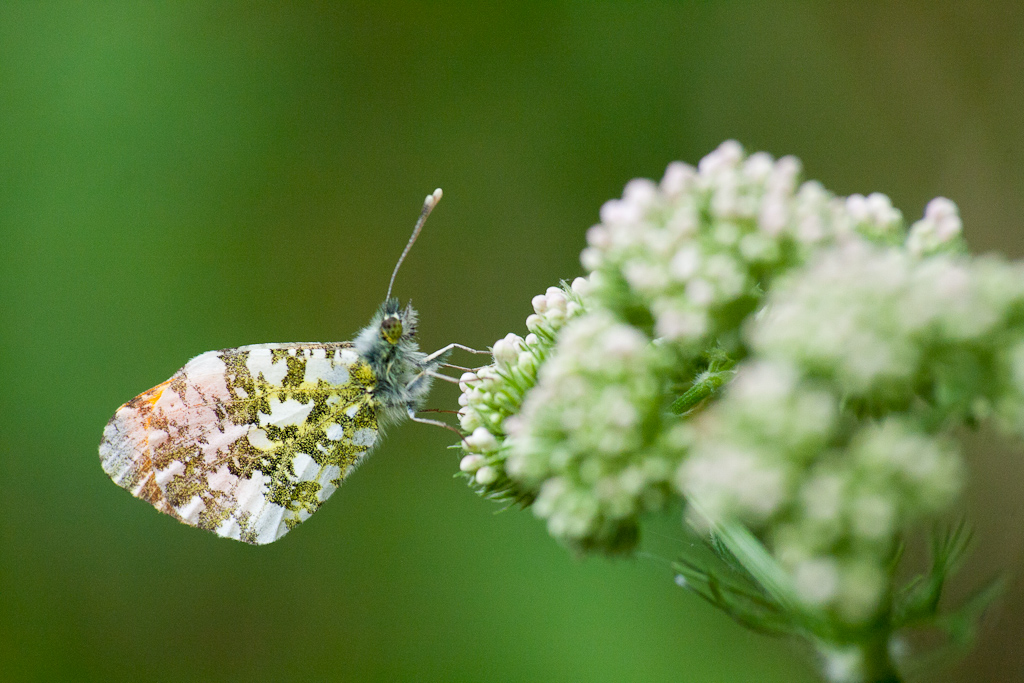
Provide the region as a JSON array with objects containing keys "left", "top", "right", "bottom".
[{"left": 457, "top": 142, "right": 1011, "bottom": 681}]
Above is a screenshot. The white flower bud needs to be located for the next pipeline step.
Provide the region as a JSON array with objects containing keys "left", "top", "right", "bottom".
[
  {"left": 669, "top": 246, "right": 700, "bottom": 281},
  {"left": 710, "top": 177, "right": 740, "bottom": 218},
  {"left": 524, "top": 333, "right": 539, "bottom": 346},
  {"left": 685, "top": 278, "right": 715, "bottom": 307},
  {"left": 743, "top": 151, "right": 774, "bottom": 182},
  {"left": 545, "top": 288, "right": 568, "bottom": 313},
  {"left": 758, "top": 194, "right": 789, "bottom": 236},
  {"left": 492, "top": 339, "right": 516, "bottom": 366},
  {"left": 544, "top": 308, "right": 566, "bottom": 326},
  {"left": 570, "top": 276, "right": 593, "bottom": 298},
  {"left": 924, "top": 195, "right": 958, "bottom": 221},
  {"left": 823, "top": 647, "right": 864, "bottom": 683},
  {"left": 923, "top": 196, "right": 962, "bottom": 241},
  {"left": 767, "top": 155, "right": 801, "bottom": 195},
  {"left": 622, "top": 178, "right": 658, "bottom": 208},
  {"left": 526, "top": 314, "right": 544, "bottom": 333},
  {"left": 666, "top": 204, "right": 699, "bottom": 236},
  {"left": 459, "top": 454, "right": 485, "bottom": 473},
  {"left": 518, "top": 350, "right": 538, "bottom": 373},
  {"left": 585, "top": 224, "right": 611, "bottom": 249},
  {"left": 599, "top": 198, "right": 643, "bottom": 225},
  {"left": 846, "top": 194, "right": 869, "bottom": 222},
  {"left": 492, "top": 333, "right": 523, "bottom": 366},
  {"left": 655, "top": 308, "right": 707, "bottom": 341},
  {"left": 465, "top": 427, "right": 499, "bottom": 453},
  {"left": 474, "top": 466, "right": 499, "bottom": 486},
  {"left": 660, "top": 161, "right": 696, "bottom": 195},
  {"left": 600, "top": 324, "right": 647, "bottom": 361},
  {"left": 624, "top": 260, "right": 666, "bottom": 293},
  {"left": 866, "top": 192, "right": 900, "bottom": 226},
  {"left": 794, "top": 557, "right": 840, "bottom": 606},
  {"left": 580, "top": 247, "right": 602, "bottom": 270},
  {"left": 531, "top": 294, "right": 548, "bottom": 314},
  {"left": 699, "top": 140, "right": 743, "bottom": 176},
  {"left": 796, "top": 213, "right": 826, "bottom": 244},
  {"left": 504, "top": 332, "right": 524, "bottom": 347},
  {"left": 475, "top": 366, "right": 499, "bottom": 382},
  {"left": 459, "top": 409, "right": 482, "bottom": 432}
]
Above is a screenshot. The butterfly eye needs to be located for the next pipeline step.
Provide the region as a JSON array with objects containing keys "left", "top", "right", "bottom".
[{"left": 380, "top": 315, "right": 404, "bottom": 344}]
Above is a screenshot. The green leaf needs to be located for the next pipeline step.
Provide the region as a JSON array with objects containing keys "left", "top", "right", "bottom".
[{"left": 893, "top": 520, "right": 972, "bottom": 627}]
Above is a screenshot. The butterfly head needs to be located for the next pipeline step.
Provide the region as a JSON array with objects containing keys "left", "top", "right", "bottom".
[
  {"left": 379, "top": 314, "right": 404, "bottom": 345},
  {"left": 376, "top": 297, "right": 418, "bottom": 345},
  {"left": 355, "top": 297, "right": 421, "bottom": 361}
]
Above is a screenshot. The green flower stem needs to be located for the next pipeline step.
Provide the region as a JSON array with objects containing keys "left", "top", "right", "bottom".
[
  {"left": 670, "top": 367, "right": 733, "bottom": 415},
  {"left": 700, "top": 507, "right": 905, "bottom": 683},
  {"left": 857, "top": 635, "right": 901, "bottom": 683}
]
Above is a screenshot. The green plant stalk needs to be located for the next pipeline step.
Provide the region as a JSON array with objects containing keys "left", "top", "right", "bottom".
[
  {"left": 856, "top": 634, "right": 901, "bottom": 683},
  {"left": 698, "top": 508, "right": 906, "bottom": 683}
]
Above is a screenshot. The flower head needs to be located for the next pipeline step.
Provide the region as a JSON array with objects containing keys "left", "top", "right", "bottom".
[{"left": 457, "top": 142, "right": 1007, "bottom": 659}]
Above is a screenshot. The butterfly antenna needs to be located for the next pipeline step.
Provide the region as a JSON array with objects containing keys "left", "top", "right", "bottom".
[{"left": 386, "top": 188, "right": 443, "bottom": 301}]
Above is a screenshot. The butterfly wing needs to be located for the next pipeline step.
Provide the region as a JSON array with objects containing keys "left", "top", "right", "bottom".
[{"left": 99, "top": 342, "right": 380, "bottom": 544}]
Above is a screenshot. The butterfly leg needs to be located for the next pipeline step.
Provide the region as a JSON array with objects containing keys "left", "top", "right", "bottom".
[
  {"left": 441, "top": 363, "right": 475, "bottom": 372},
  {"left": 408, "top": 406, "right": 467, "bottom": 442},
  {"left": 424, "top": 343, "right": 489, "bottom": 364},
  {"left": 425, "top": 370, "right": 463, "bottom": 384},
  {"left": 407, "top": 368, "right": 477, "bottom": 388}
]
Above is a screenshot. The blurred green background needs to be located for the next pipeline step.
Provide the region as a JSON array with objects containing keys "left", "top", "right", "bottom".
[{"left": 3, "top": 3, "right": 1024, "bottom": 682}]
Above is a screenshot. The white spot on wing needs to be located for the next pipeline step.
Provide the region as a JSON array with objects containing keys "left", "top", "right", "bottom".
[
  {"left": 207, "top": 463, "right": 239, "bottom": 493},
  {"left": 353, "top": 428, "right": 377, "bottom": 447},
  {"left": 303, "top": 356, "right": 350, "bottom": 386},
  {"left": 182, "top": 351, "right": 231, "bottom": 401},
  {"left": 325, "top": 423, "right": 344, "bottom": 441},
  {"left": 246, "top": 428, "right": 276, "bottom": 451},
  {"left": 147, "top": 429, "right": 168, "bottom": 449},
  {"left": 199, "top": 422, "right": 249, "bottom": 461},
  {"left": 215, "top": 517, "right": 242, "bottom": 540},
  {"left": 258, "top": 397, "right": 314, "bottom": 428},
  {"left": 318, "top": 465, "right": 342, "bottom": 501},
  {"left": 245, "top": 348, "right": 289, "bottom": 386},
  {"left": 229, "top": 469, "right": 286, "bottom": 544},
  {"left": 153, "top": 459, "right": 185, "bottom": 488},
  {"left": 177, "top": 495, "right": 205, "bottom": 523},
  {"left": 291, "top": 452, "right": 318, "bottom": 482}
]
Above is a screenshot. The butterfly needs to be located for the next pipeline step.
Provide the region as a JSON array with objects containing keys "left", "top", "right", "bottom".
[{"left": 99, "top": 189, "right": 483, "bottom": 545}]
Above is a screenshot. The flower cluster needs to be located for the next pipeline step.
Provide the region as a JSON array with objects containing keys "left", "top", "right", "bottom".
[
  {"left": 679, "top": 242, "right": 1024, "bottom": 623},
  {"left": 457, "top": 281, "right": 590, "bottom": 505},
  {"left": 578, "top": 141, "right": 959, "bottom": 360},
  {"left": 505, "top": 310, "right": 677, "bottom": 552},
  {"left": 457, "top": 143, "right": 1023, "bottom": 642},
  {"left": 460, "top": 142, "right": 968, "bottom": 553},
  {"left": 454, "top": 141, "right": 1016, "bottom": 679},
  {"left": 906, "top": 197, "right": 965, "bottom": 257}
]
